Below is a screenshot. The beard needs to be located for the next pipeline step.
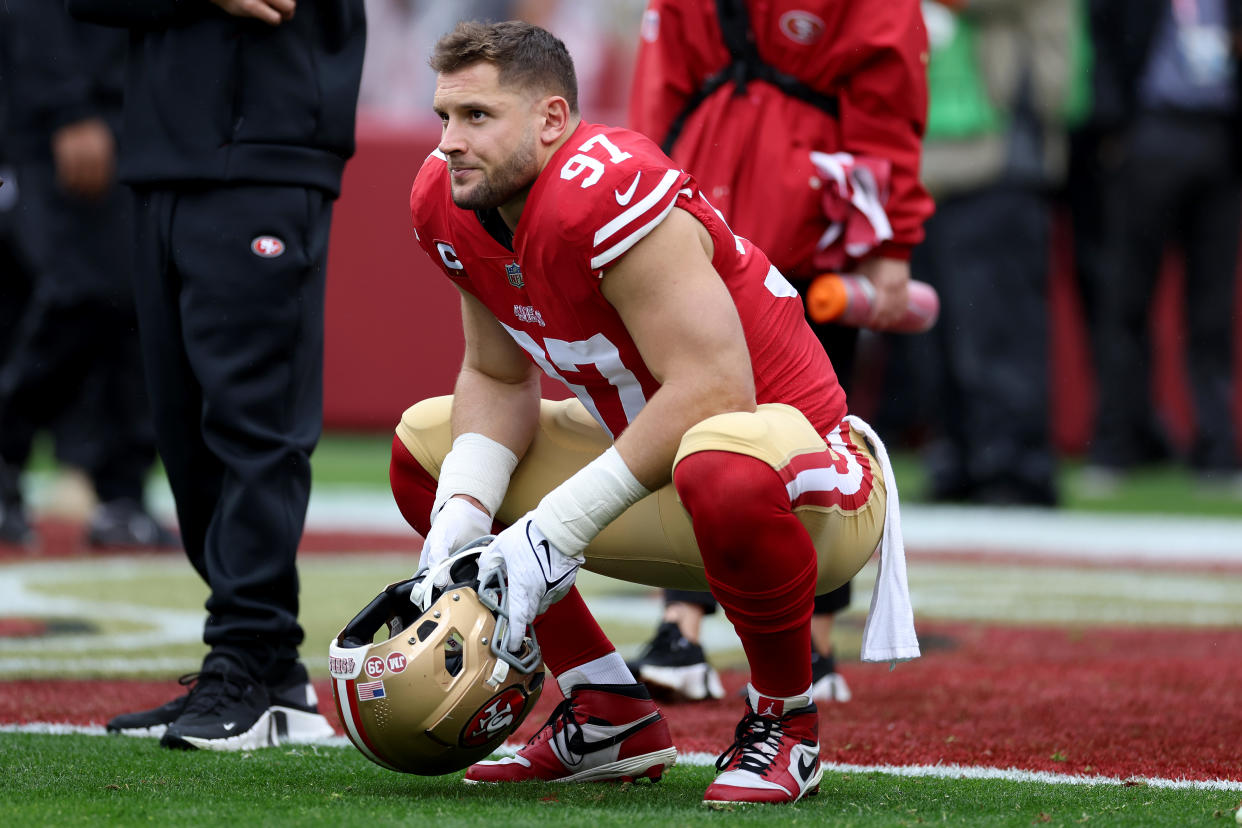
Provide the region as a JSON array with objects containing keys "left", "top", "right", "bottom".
[{"left": 450, "top": 128, "right": 539, "bottom": 211}]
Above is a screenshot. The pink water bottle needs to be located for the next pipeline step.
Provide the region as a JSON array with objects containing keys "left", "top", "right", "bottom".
[{"left": 805, "top": 273, "right": 939, "bottom": 333}]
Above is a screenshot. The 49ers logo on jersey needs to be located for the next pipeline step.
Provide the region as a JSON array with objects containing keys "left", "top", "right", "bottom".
[
  {"left": 779, "top": 10, "right": 826, "bottom": 45},
  {"left": 251, "top": 235, "right": 285, "bottom": 258},
  {"left": 461, "top": 687, "right": 527, "bottom": 747}
]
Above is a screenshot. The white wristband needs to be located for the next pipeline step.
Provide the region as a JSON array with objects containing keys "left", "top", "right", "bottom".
[
  {"left": 531, "top": 446, "right": 651, "bottom": 556},
  {"left": 432, "top": 432, "right": 519, "bottom": 520}
]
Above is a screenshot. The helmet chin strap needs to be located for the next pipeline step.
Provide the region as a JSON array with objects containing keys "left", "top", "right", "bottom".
[{"left": 410, "top": 535, "right": 495, "bottom": 611}]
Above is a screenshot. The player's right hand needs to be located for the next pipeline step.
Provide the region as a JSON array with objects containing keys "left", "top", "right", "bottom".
[
  {"left": 411, "top": 497, "right": 493, "bottom": 606},
  {"left": 210, "top": 0, "right": 295, "bottom": 25},
  {"left": 52, "top": 119, "right": 115, "bottom": 199}
]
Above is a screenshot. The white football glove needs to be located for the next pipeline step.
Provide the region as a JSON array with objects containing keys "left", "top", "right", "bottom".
[
  {"left": 411, "top": 497, "right": 493, "bottom": 606},
  {"left": 477, "top": 513, "right": 584, "bottom": 652}
]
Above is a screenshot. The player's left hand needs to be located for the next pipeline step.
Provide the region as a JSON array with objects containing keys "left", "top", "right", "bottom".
[
  {"left": 478, "top": 514, "right": 584, "bottom": 652},
  {"left": 857, "top": 256, "right": 911, "bottom": 329}
]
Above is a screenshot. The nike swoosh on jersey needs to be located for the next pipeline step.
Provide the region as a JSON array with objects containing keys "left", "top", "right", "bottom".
[{"left": 614, "top": 172, "right": 641, "bottom": 206}]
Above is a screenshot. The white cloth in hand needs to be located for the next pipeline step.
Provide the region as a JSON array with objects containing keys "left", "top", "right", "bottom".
[
  {"left": 412, "top": 497, "right": 492, "bottom": 606},
  {"left": 477, "top": 513, "right": 584, "bottom": 652}
]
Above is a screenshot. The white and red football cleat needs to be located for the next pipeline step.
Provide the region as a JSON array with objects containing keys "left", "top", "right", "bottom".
[
  {"left": 702, "top": 684, "right": 822, "bottom": 805},
  {"left": 464, "top": 682, "right": 677, "bottom": 783}
]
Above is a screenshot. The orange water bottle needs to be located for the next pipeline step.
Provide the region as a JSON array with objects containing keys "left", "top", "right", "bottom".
[{"left": 805, "top": 273, "right": 939, "bottom": 333}]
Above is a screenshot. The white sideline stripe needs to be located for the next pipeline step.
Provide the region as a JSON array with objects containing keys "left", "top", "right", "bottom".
[
  {"left": 25, "top": 475, "right": 1242, "bottom": 564},
  {"left": 904, "top": 505, "right": 1242, "bottom": 563},
  {"left": 809, "top": 759, "right": 1242, "bottom": 793},
  {"left": 0, "top": 657, "right": 201, "bottom": 672},
  {"left": 4, "top": 723, "right": 1239, "bottom": 791}
]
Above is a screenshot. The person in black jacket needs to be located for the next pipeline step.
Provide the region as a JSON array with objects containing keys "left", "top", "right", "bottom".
[
  {"left": 0, "top": 0, "right": 175, "bottom": 550},
  {"left": 67, "top": 0, "right": 366, "bottom": 750},
  {"left": 1084, "top": 0, "right": 1242, "bottom": 489}
]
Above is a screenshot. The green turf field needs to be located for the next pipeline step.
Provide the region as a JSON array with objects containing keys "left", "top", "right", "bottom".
[
  {"left": 2, "top": 732, "right": 1238, "bottom": 827},
  {"left": 8, "top": 430, "right": 1242, "bottom": 826}
]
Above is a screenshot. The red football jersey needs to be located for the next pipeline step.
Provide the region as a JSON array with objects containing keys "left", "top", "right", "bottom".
[{"left": 409, "top": 121, "right": 846, "bottom": 438}]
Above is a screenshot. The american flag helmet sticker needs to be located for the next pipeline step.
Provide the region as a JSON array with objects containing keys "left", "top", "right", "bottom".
[{"left": 356, "top": 680, "right": 386, "bottom": 701}]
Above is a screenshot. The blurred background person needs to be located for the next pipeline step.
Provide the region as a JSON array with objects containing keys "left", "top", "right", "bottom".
[
  {"left": 356, "top": 0, "right": 512, "bottom": 125},
  {"left": 627, "top": 0, "right": 932, "bottom": 703},
  {"left": 902, "top": 0, "right": 1088, "bottom": 508},
  {"left": 355, "top": 0, "right": 645, "bottom": 126},
  {"left": 1083, "top": 0, "right": 1242, "bottom": 493},
  {"left": 0, "top": 0, "right": 174, "bottom": 550}
]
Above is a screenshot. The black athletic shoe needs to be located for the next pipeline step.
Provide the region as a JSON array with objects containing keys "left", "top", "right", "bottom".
[
  {"left": 160, "top": 657, "right": 273, "bottom": 751},
  {"left": 267, "top": 662, "right": 335, "bottom": 743},
  {"left": 627, "top": 621, "right": 725, "bottom": 701},
  {"left": 106, "top": 672, "right": 198, "bottom": 738},
  {"left": 86, "top": 499, "right": 180, "bottom": 550},
  {"left": 107, "top": 662, "right": 333, "bottom": 745},
  {"left": 808, "top": 650, "right": 851, "bottom": 703}
]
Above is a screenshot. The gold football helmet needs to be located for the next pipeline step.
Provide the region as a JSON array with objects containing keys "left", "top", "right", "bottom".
[{"left": 329, "top": 538, "right": 544, "bottom": 775}]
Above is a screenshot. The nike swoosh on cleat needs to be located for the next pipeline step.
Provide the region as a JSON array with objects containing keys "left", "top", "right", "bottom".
[
  {"left": 564, "top": 711, "right": 660, "bottom": 756},
  {"left": 614, "top": 172, "right": 641, "bottom": 206},
  {"left": 797, "top": 753, "right": 818, "bottom": 783},
  {"left": 222, "top": 722, "right": 236, "bottom": 732}
]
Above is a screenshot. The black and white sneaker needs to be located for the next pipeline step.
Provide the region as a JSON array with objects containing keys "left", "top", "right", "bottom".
[
  {"left": 106, "top": 672, "right": 197, "bottom": 738},
  {"left": 267, "top": 663, "right": 335, "bottom": 743},
  {"left": 159, "top": 657, "right": 274, "bottom": 751},
  {"left": 809, "top": 651, "right": 851, "bottom": 703},
  {"left": 86, "top": 499, "right": 180, "bottom": 550},
  {"left": 108, "top": 661, "right": 333, "bottom": 746},
  {"left": 628, "top": 621, "right": 725, "bottom": 701}
]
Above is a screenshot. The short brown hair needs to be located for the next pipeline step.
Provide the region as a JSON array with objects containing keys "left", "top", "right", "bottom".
[{"left": 430, "top": 20, "right": 579, "bottom": 114}]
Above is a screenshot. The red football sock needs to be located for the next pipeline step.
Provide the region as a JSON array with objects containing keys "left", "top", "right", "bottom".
[
  {"left": 674, "top": 449, "right": 815, "bottom": 697},
  {"left": 533, "top": 587, "right": 617, "bottom": 677}
]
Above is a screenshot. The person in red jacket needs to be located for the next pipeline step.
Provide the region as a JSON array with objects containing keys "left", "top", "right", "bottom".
[{"left": 627, "top": 0, "right": 932, "bottom": 704}]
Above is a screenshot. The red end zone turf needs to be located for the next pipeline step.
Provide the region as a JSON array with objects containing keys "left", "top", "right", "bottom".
[{"left": 5, "top": 622, "right": 1239, "bottom": 783}]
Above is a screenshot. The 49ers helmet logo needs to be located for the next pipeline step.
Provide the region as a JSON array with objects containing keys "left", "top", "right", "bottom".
[
  {"left": 251, "top": 235, "right": 286, "bottom": 258},
  {"left": 461, "top": 687, "right": 527, "bottom": 748},
  {"left": 779, "top": 10, "right": 826, "bottom": 45}
]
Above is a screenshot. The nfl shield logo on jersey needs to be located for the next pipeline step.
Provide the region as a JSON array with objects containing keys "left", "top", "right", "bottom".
[{"left": 505, "top": 262, "right": 525, "bottom": 288}]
